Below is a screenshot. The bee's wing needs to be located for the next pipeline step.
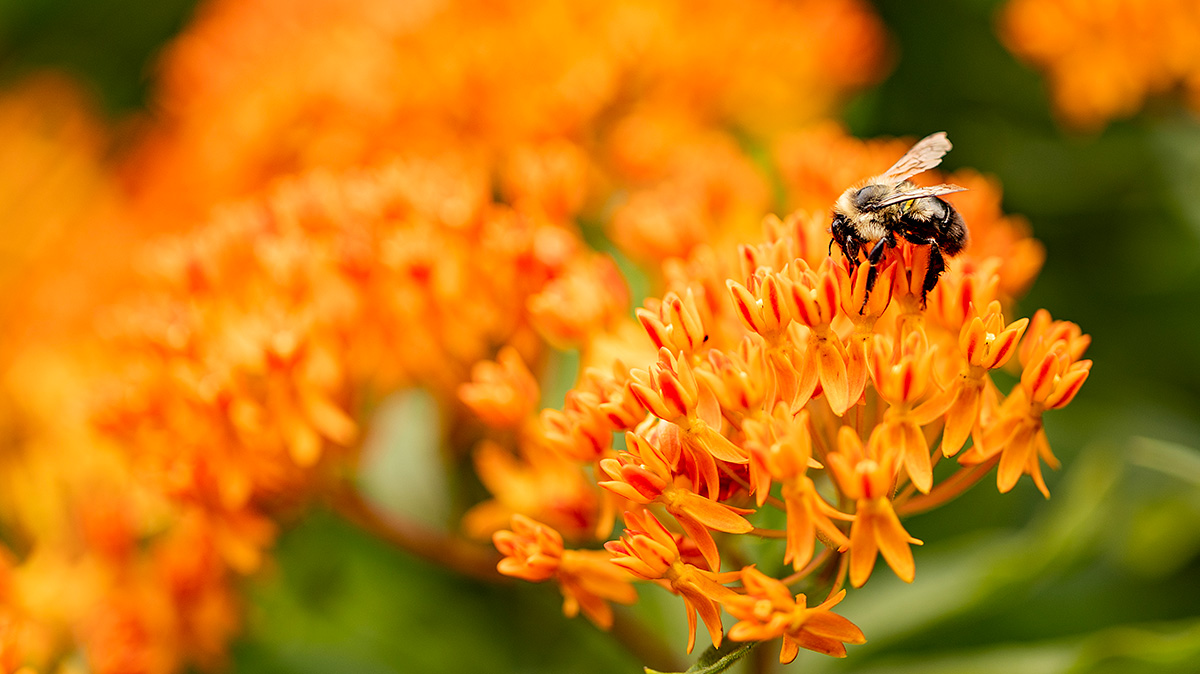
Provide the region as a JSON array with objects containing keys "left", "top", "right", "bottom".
[
  {"left": 877, "top": 183, "right": 967, "bottom": 208},
  {"left": 880, "top": 132, "right": 953, "bottom": 183}
]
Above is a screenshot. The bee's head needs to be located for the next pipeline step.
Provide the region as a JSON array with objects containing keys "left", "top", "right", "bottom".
[{"left": 851, "top": 183, "right": 888, "bottom": 212}]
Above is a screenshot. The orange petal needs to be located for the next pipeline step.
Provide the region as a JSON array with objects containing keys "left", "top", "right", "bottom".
[
  {"left": 636, "top": 308, "right": 670, "bottom": 350},
  {"left": 960, "top": 316, "right": 988, "bottom": 366},
  {"left": 815, "top": 337, "right": 850, "bottom": 415},
  {"left": 804, "top": 611, "right": 866, "bottom": 644},
  {"left": 684, "top": 601, "right": 699, "bottom": 653},
  {"left": 844, "top": 337, "right": 870, "bottom": 409},
  {"left": 784, "top": 497, "right": 817, "bottom": 570},
  {"left": 984, "top": 318, "right": 1028, "bottom": 369},
  {"left": 788, "top": 347, "right": 820, "bottom": 413},
  {"left": 997, "top": 422, "right": 1038, "bottom": 493},
  {"left": 762, "top": 273, "right": 787, "bottom": 330},
  {"left": 939, "top": 383, "right": 981, "bottom": 457},
  {"left": 788, "top": 281, "right": 820, "bottom": 326},
  {"left": 873, "top": 501, "right": 919, "bottom": 583},
  {"left": 900, "top": 421, "right": 932, "bottom": 494},
  {"left": 911, "top": 380, "right": 959, "bottom": 426},
  {"left": 727, "top": 280, "right": 765, "bottom": 334},
  {"left": 848, "top": 504, "right": 878, "bottom": 588},
  {"left": 678, "top": 492, "right": 754, "bottom": 534},
  {"left": 1021, "top": 348, "right": 1062, "bottom": 403},
  {"left": 779, "top": 637, "right": 801, "bottom": 664},
  {"left": 1045, "top": 361, "right": 1091, "bottom": 409},
  {"left": 693, "top": 424, "right": 750, "bottom": 464}
]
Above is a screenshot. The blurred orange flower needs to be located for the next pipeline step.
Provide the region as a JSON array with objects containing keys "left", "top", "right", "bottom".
[{"left": 1001, "top": 0, "right": 1200, "bottom": 129}]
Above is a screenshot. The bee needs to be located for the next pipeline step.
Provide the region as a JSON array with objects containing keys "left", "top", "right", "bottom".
[{"left": 830, "top": 131, "right": 968, "bottom": 309}]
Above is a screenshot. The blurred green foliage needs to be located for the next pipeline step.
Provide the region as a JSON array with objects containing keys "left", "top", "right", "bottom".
[
  {"left": 0, "top": 0, "right": 196, "bottom": 112},
  {"left": 4, "top": 0, "right": 1199, "bottom": 671},
  {"left": 232, "top": 510, "right": 640, "bottom": 674}
]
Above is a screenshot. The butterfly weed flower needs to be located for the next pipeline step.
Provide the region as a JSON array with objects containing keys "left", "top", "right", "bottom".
[
  {"left": 605, "top": 510, "right": 741, "bottom": 654},
  {"left": 600, "top": 430, "right": 754, "bottom": 570},
  {"left": 1, "top": 0, "right": 1100, "bottom": 671},
  {"left": 491, "top": 127, "right": 1090, "bottom": 668},
  {"left": 1001, "top": 0, "right": 1200, "bottom": 131},
  {"left": 494, "top": 515, "right": 638, "bottom": 630},
  {"left": 724, "top": 567, "right": 865, "bottom": 662}
]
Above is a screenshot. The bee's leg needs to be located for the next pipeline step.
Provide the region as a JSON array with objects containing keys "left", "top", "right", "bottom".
[
  {"left": 860, "top": 234, "right": 894, "bottom": 312},
  {"left": 921, "top": 243, "right": 946, "bottom": 307},
  {"left": 895, "top": 231, "right": 950, "bottom": 307}
]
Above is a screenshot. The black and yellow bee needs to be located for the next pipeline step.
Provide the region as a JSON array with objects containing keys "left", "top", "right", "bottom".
[{"left": 830, "top": 132, "right": 969, "bottom": 308}]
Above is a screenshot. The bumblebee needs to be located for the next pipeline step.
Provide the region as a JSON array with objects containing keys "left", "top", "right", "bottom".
[{"left": 830, "top": 131, "right": 968, "bottom": 308}]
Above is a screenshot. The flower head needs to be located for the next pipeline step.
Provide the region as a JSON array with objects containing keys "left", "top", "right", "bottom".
[
  {"left": 725, "top": 567, "right": 866, "bottom": 661},
  {"left": 494, "top": 515, "right": 637, "bottom": 629},
  {"left": 606, "top": 510, "right": 740, "bottom": 653}
]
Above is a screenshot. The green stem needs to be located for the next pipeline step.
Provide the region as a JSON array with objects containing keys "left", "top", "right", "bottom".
[{"left": 329, "top": 480, "right": 505, "bottom": 583}]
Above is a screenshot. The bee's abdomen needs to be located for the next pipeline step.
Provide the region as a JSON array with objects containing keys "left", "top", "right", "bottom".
[{"left": 903, "top": 197, "right": 968, "bottom": 256}]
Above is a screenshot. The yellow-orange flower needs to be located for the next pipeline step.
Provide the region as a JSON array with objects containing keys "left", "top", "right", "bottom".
[
  {"left": 465, "top": 441, "right": 601, "bottom": 541},
  {"left": 725, "top": 567, "right": 865, "bottom": 661},
  {"left": 1001, "top": 0, "right": 1200, "bottom": 130},
  {"left": 827, "top": 427, "right": 923, "bottom": 587},
  {"left": 490, "top": 128, "right": 1087, "bottom": 667},
  {"left": 494, "top": 515, "right": 637, "bottom": 629},
  {"left": 938, "top": 301, "right": 1029, "bottom": 457},
  {"left": 743, "top": 407, "right": 850, "bottom": 570},
  {"left": 960, "top": 310, "right": 1091, "bottom": 496},
  {"left": 600, "top": 431, "right": 754, "bottom": 569},
  {"left": 605, "top": 510, "right": 740, "bottom": 653},
  {"left": 459, "top": 346, "right": 541, "bottom": 430}
]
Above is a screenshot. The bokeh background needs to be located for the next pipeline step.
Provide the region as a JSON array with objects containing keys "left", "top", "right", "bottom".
[{"left": 1, "top": 0, "right": 1199, "bottom": 672}]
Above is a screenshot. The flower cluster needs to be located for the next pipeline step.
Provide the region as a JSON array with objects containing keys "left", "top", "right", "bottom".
[
  {"left": 0, "top": 0, "right": 892, "bottom": 672},
  {"left": 490, "top": 134, "right": 1091, "bottom": 664},
  {"left": 1001, "top": 0, "right": 1200, "bottom": 130}
]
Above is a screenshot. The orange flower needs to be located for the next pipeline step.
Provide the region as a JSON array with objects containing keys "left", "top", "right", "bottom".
[
  {"left": 600, "top": 432, "right": 754, "bottom": 569},
  {"left": 866, "top": 330, "right": 945, "bottom": 494},
  {"left": 488, "top": 127, "right": 1089, "bottom": 666},
  {"left": 938, "top": 301, "right": 1029, "bottom": 457},
  {"left": 605, "top": 510, "right": 740, "bottom": 653},
  {"left": 0, "top": 0, "right": 897, "bottom": 669},
  {"left": 743, "top": 407, "right": 851, "bottom": 570},
  {"left": 628, "top": 348, "right": 748, "bottom": 464},
  {"left": 693, "top": 342, "right": 772, "bottom": 424},
  {"left": 780, "top": 259, "right": 851, "bottom": 414},
  {"left": 727, "top": 271, "right": 791, "bottom": 344},
  {"left": 637, "top": 289, "right": 710, "bottom": 356},
  {"left": 827, "top": 426, "right": 923, "bottom": 587},
  {"left": 725, "top": 567, "right": 865, "bottom": 661},
  {"left": 459, "top": 346, "right": 541, "bottom": 430},
  {"left": 1001, "top": 0, "right": 1200, "bottom": 130},
  {"left": 528, "top": 253, "right": 630, "bottom": 349},
  {"left": 960, "top": 311, "right": 1091, "bottom": 496},
  {"left": 494, "top": 515, "right": 637, "bottom": 629}
]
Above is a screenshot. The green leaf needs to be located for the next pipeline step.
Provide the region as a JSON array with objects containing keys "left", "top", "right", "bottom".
[{"left": 644, "top": 641, "right": 757, "bottom": 674}]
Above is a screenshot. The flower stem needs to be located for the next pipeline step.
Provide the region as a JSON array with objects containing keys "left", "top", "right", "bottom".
[
  {"left": 894, "top": 454, "right": 1001, "bottom": 516},
  {"left": 329, "top": 481, "right": 505, "bottom": 583}
]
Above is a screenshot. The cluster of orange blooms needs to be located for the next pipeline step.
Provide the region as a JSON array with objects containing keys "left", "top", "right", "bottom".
[
  {"left": 0, "top": 0, "right": 902, "bottom": 672},
  {"left": 0, "top": 0, "right": 1097, "bottom": 671},
  {"left": 486, "top": 129, "right": 1091, "bottom": 663},
  {"left": 1001, "top": 0, "right": 1200, "bottom": 130}
]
